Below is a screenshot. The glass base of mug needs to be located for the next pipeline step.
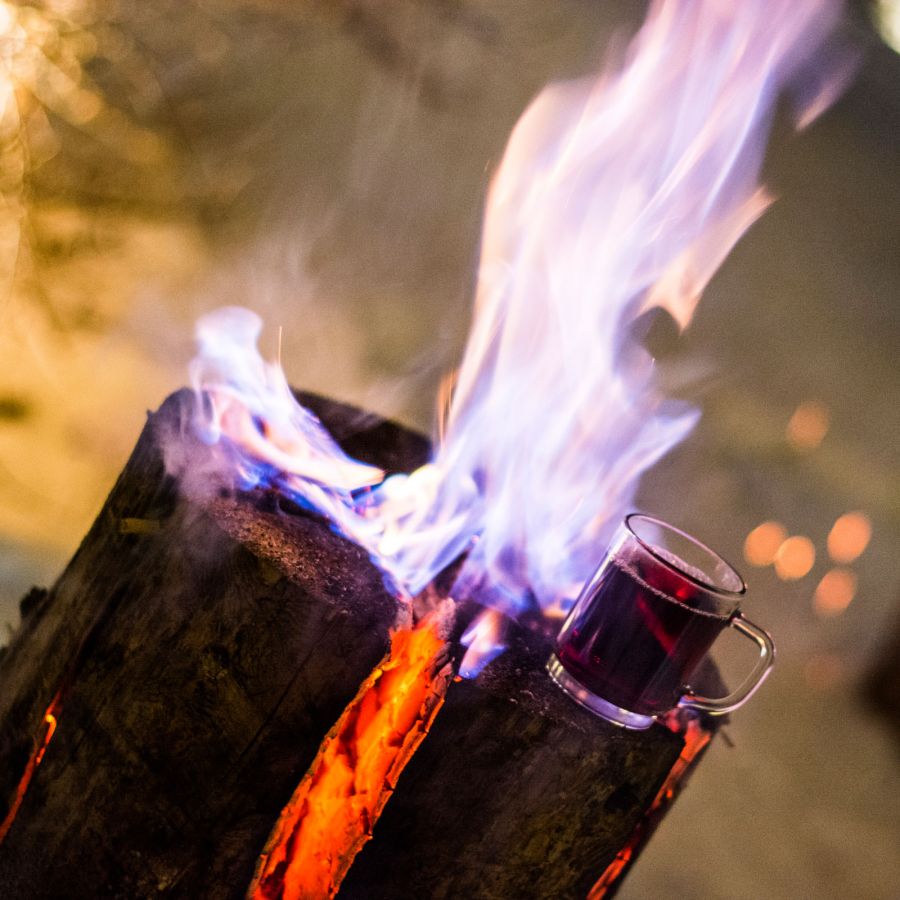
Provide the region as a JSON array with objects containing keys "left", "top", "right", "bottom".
[{"left": 546, "top": 654, "right": 655, "bottom": 730}]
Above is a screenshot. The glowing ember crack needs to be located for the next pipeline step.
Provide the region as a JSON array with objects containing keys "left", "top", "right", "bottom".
[
  {"left": 247, "top": 619, "right": 451, "bottom": 900},
  {"left": 588, "top": 713, "right": 713, "bottom": 898},
  {"left": 0, "top": 693, "right": 60, "bottom": 846}
]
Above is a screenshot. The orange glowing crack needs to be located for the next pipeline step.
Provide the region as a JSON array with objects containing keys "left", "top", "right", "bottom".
[
  {"left": 588, "top": 714, "right": 712, "bottom": 899},
  {"left": 248, "top": 619, "right": 451, "bottom": 900},
  {"left": 0, "top": 693, "right": 61, "bottom": 846}
]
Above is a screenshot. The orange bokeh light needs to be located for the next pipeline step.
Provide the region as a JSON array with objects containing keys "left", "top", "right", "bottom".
[
  {"left": 774, "top": 535, "right": 815, "bottom": 580},
  {"left": 827, "top": 511, "right": 872, "bottom": 564},
  {"left": 743, "top": 521, "right": 787, "bottom": 567},
  {"left": 786, "top": 400, "right": 830, "bottom": 451},
  {"left": 813, "top": 568, "right": 857, "bottom": 617}
]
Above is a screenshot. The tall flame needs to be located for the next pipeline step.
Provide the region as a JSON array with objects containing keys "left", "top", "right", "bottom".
[{"left": 182, "top": 1, "right": 849, "bottom": 661}]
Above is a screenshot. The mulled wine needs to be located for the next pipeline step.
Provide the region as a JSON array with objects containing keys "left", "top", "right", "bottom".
[
  {"left": 548, "top": 514, "right": 774, "bottom": 730},
  {"left": 555, "top": 554, "right": 729, "bottom": 716}
]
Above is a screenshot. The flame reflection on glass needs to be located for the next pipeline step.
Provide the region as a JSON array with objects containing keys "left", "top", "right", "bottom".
[{"left": 184, "top": 1, "right": 851, "bottom": 675}]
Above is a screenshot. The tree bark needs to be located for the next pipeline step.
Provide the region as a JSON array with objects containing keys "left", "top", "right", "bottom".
[{"left": 0, "top": 390, "right": 423, "bottom": 898}]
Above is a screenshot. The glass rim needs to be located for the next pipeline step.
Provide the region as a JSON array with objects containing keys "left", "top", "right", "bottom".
[{"left": 624, "top": 513, "right": 747, "bottom": 599}]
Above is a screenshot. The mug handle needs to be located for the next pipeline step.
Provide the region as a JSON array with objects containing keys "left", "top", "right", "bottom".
[{"left": 679, "top": 613, "right": 775, "bottom": 715}]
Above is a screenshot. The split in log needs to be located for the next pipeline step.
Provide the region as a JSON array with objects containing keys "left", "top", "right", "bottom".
[
  {"left": 338, "top": 603, "right": 722, "bottom": 900},
  {"left": 249, "top": 618, "right": 452, "bottom": 899}
]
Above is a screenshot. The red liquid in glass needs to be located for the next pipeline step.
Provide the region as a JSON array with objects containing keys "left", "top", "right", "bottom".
[{"left": 555, "top": 555, "right": 729, "bottom": 716}]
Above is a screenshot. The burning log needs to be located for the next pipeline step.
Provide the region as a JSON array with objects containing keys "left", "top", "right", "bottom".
[
  {"left": 338, "top": 612, "right": 721, "bottom": 900},
  {"left": 0, "top": 389, "right": 721, "bottom": 899},
  {"left": 0, "top": 390, "right": 426, "bottom": 898},
  {"left": 249, "top": 618, "right": 451, "bottom": 899}
]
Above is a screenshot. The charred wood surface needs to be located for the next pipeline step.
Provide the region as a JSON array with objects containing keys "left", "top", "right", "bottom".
[
  {"left": 0, "top": 390, "right": 423, "bottom": 899},
  {"left": 338, "top": 617, "right": 706, "bottom": 900},
  {"left": 0, "top": 389, "right": 720, "bottom": 899}
]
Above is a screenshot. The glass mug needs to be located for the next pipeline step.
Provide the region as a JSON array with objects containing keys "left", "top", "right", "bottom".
[{"left": 547, "top": 514, "right": 775, "bottom": 730}]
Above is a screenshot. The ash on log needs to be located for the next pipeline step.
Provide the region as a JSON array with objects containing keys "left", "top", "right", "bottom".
[{"left": 0, "top": 390, "right": 722, "bottom": 899}]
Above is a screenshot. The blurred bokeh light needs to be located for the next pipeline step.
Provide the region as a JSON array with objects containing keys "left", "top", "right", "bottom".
[
  {"left": 774, "top": 535, "right": 816, "bottom": 581},
  {"left": 827, "top": 510, "right": 872, "bottom": 563},
  {"left": 875, "top": 0, "right": 900, "bottom": 52},
  {"left": 785, "top": 400, "right": 830, "bottom": 452},
  {"left": 743, "top": 521, "right": 787, "bottom": 567},
  {"left": 814, "top": 567, "right": 857, "bottom": 616}
]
